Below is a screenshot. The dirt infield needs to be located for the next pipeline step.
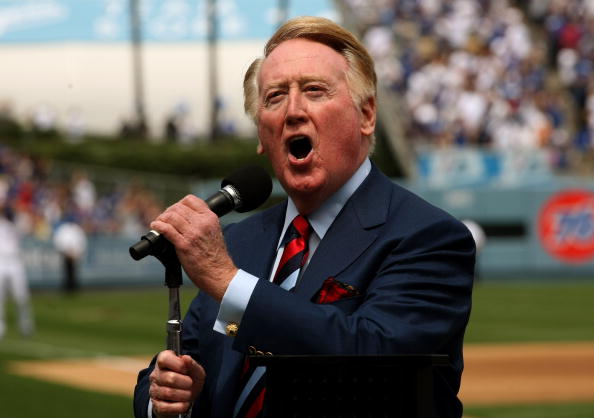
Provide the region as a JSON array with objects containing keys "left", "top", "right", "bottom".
[
  {"left": 460, "top": 342, "right": 594, "bottom": 405},
  {"left": 9, "top": 342, "right": 594, "bottom": 406},
  {"left": 10, "top": 355, "right": 148, "bottom": 398}
]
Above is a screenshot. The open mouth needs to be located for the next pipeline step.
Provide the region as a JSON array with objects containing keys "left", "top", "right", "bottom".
[{"left": 288, "top": 136, "right": 312, "bottom": 160}]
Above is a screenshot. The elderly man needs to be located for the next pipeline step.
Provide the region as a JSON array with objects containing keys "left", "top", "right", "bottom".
[{"left": 134, "top": 16, "right": 474, "bottom": 418}]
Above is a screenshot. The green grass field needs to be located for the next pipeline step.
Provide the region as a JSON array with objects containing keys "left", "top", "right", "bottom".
[{"left": 1, "top": 281, "right": 593, "bottom": 417}]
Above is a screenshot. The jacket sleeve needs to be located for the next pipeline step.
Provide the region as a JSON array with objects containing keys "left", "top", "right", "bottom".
[{"left": 133, "top": 357, "right": 156, "bottom": 418}]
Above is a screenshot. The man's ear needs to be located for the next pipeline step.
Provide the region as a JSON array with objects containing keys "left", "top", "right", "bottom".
[
  {"left": 257, "top": 139, "right": 264, "bottom": 155},
  {"left": 359, "top": 96, "right": 376, "bottom": 137}
]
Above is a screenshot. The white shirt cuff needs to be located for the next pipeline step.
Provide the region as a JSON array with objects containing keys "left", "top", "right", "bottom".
[{"left": 213, "top": 269, "right": 259, "bottom": 335}]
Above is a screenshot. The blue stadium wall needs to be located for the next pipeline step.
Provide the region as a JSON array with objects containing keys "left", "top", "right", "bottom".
[{"left": 408, "top": 182, "right": 594, "bottom": 280}]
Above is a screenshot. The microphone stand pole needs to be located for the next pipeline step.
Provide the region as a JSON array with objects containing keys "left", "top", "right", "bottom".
[{"left": 152, "top": 243, "right": 190, "bottom": 418}]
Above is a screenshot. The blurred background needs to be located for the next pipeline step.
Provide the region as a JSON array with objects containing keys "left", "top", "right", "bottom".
[{"left": 1, "top": 0, "right": 594, "bottom": 417}]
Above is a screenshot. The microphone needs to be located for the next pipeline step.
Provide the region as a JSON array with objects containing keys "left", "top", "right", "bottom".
[{"left": 129, "top": 165, "right": 272, "bottom": 260}]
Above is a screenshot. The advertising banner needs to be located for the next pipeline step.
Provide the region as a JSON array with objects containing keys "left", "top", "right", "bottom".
[{"left": 538, "top": 189, "right": 594, "bottom": 264}]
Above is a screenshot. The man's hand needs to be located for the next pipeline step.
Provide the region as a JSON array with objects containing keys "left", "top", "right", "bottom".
[
  {"left": 150, "top": 195, "right": 238, "bottom": 301},
  {"left": 149, "top": 350, "right": 206, "bottom": 417}
]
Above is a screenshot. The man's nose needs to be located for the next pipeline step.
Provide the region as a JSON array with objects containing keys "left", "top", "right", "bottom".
[{"left": 285, "top": 91, "right": 307, "bottom": 126}]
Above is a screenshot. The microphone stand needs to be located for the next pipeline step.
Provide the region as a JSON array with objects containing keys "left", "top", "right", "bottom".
[
  {"left": 151, "top": 242, "right": 191, "bottom": 418},
  {"left": 154, "top": 243, "right": 183, "bottom": 355}
]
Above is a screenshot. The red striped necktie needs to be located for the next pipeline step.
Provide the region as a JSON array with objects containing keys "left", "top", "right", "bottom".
[
  {"left": 234, "top": 215, "right": 311, "bottom": 418},
  {"left": 273, "top": 215, "right": 312, "bottom": 287}
]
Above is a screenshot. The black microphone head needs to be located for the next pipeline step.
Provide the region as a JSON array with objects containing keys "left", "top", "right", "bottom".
[{"left": 221, "top": 165, "right": 272, "bottom": 213}]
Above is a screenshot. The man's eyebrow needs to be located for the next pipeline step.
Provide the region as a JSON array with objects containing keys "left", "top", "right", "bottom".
[
  {"left": 262, "top": 80, "right": 289, "bottom": 91},
  {"left": 263, "top": 76, "right": 329, "bottom": 91}
]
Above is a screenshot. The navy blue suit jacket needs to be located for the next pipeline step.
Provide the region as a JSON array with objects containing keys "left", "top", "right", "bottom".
[{"left": 134, "top": 165, "right": 475, "bottom": 417}]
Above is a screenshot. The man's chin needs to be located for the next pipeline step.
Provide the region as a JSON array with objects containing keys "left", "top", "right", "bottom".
[
  {"left": 281, "top": 170, "right": 334, "bottom": 214},
  {"left": 283, "top": 172, "right": 323, "bottom": 196}
]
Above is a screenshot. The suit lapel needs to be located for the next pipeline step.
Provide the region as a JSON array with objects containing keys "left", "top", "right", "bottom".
[
  {"left": 294, "top": 166, "right": 392, "bottom": 301},
  {"left": 228, "top": 203, "right": 286, "bottom": 280}
]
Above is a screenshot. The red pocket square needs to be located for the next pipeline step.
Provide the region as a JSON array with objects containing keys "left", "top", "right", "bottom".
[{"left": 316, "top": 278, "right": 360, "bottom": 304}]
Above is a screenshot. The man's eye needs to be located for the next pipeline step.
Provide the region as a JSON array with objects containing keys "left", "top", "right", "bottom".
[
  {"left": 265, "top": 91, "right": 284, "bottom": 104},
  {"left": 304, "top": 85, "right": 326, "bottom": 96},
  {"left": 305, "top": 85, "right": 322, "bottom": 92}
]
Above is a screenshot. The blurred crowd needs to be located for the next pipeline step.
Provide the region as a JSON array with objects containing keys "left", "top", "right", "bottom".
[
  {"left": 346, "top": 0, "right": 594, "bottom": 171},
  {"left": 0, "top": 144, "right": 163, "bottom": 241}
]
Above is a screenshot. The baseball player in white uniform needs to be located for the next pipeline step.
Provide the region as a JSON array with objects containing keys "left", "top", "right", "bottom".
[{"left": 0, "top": 204, "right": 34, "bottom": 339}]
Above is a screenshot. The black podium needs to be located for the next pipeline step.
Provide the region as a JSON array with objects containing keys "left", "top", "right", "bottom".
[{"left": 250, "top": 354, "right": 448, "bottom": 418}]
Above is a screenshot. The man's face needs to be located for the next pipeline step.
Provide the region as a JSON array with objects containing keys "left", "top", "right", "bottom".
[{"left": 256, "top": 38, "right": 375, "bottom": 213}]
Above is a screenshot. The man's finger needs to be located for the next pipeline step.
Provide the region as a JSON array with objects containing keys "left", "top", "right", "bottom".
[
  {"left": 182, "top": 355, "right": 206, "bottom": 383},
  {"left": 156, "top": 350, "right": 193, "bottom": 376},
  {"left": 151, "top": 384, "right": 193, "bottom": 403},
  {"left": 152, "top": 399, "right": 192, "bottom": 416}
]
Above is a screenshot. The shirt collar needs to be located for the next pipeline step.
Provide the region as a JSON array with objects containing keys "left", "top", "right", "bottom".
[{"left": 281, "top": 158, "right": 371, "bottom": 247}]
